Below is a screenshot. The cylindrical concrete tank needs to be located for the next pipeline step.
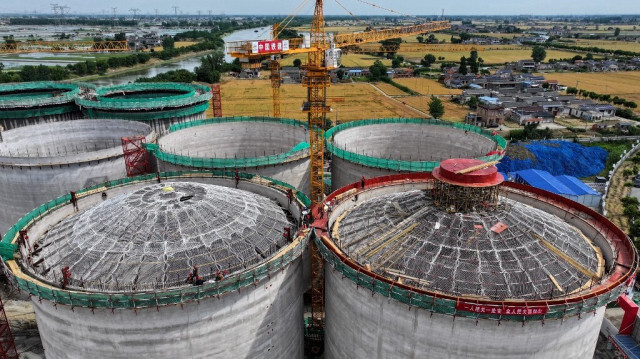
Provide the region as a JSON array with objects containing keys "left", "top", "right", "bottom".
[
  {"left": 325, "top": 118, "right": 507, "bottom": 191},
  {"left": 0, "top": 119, "right": 154, "bottom": 235},
  {"left": 76, "top": 83, "right": 211, "bottom": 134},
  {"left": 316, "top": 161, "right": 637, "bottom": 359},
  {"left": 1, "top": 171, "right": 310, "bottom": 359},
  {"left": 0, "top": 82, "right": 86, "bottom": 131},
  {"left": 147, "top": 116, "right": 310, "bottom": 195}
]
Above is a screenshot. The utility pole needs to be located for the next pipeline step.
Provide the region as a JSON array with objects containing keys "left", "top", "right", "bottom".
[
  {"left": 172, "top": 6, "right": 179, "bottom": 17},
  {"left": 111, "top": 7, "right": 117, "bottom": 17},
  {"left": 50, "top": 3, "right": 59, "bottom": 15},
  {"left": 129, "top": 8, "right": 140, "bottom": 18}
]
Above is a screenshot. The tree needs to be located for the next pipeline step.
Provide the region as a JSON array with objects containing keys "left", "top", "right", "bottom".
[
  {"left": 585, "top": 53, "right": 594, "bottom": 60},
  {"left": 195, "top": 52, "right": 224, "bottom": 84},
  {"left": 467, "top": 96, "right": 478, "bottom": 110},
  {"left": 421, "top": 54, "right": 436, "bottom": 68},
  {"left": 458, "top": 56, "right": 468, "bottom": 75},
  {"left": 614, "top": 27, "right": 621, "bottom": 37},
  {"left": 428, "top": 96, "right": 444, "bottom": 119},
  {"left": 336, "top": 68, "right": 345, "bottom": 80},
  {"left": 468, "top": 50, "right": 479, "bottom": 74},
  {"left": 293, "top": 58, "right": 302, "bottom": 68},
  {"left": 368, "top": 60, "right": 388, "bottom": 82},
  {"left": 391, "top": 55, "right": 404, "bottom": 68},
  {"left": 114, "top": 32, "right": 126, "bottom": 41},
  {"left": 531, "top": 46, "right": 546, "bottom": 63},
  {"left": 162, "top": 36, "right": 175, "bottom": 50},
  {"left": 416, "top": 35, "right": 424, "bottom": 43},
  {"left": 0, "top": 63, "right": 4, "bottom": 73}
]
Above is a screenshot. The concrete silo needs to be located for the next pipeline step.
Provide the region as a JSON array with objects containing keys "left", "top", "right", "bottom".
[
  {"left": 315, "top": 159, "right": 636, "bottom": 358},
  {"left": 1, "top": 171, "right": 310, "bottom": 359},
  {"left": 325, "top": 118, "right": 506, "bottom": 191},
  {"left": 146, "top": 116, "right": 310, "bottom": 194},
  {"left": 76, "top": 83, "right": 211, "bottom": 134},
  {"left": 0, "top": 82, "right": 86, "bottom": 131},
  {"left": 0, "top": 119, "right": 154, "bottom": 235}
]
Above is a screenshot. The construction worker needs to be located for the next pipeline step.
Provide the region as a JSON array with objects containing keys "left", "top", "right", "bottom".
[
  {"left": 323, "top": 203, "right": 329, "bottom": 218},
  {"left": 234, "top": 170, "right": 240, "bottom": 188},
  {"left": 286, "top": 189, "right": 294, "bottom": 204},
  {"left": 361, "top": 176, "right": 366, "bottom": 189},
  {"left": 101, "top": 192, "right": 107, "bottom": 201},
  {"left": 70, "top": 191, "right": 78, "bottom": 211}
]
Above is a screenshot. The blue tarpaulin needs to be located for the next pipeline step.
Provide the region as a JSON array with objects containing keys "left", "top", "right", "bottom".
[
  {"left": 514, "top": 169, "right": 576, "bottom": 195},
  {"left": 497, "top": 140, "right": 607, "bottom": 178}
]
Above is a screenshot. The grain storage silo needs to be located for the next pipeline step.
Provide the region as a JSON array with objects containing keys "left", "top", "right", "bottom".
[
  {"left": 76, "top": 83, "right": 211, "bottom": 134},
  {"left": 146, "top": 116, "right": 310, "bottom": 194},
  {"left": 1, "top": 171, "right": 310, "bottom": 359},
  {"left": 0, "top": 119, "right": 154, "bottom": 235},
  {"left": 0, "top": 82, "right": 86, "bottom": 131},
  {"left": 315, "top": 159, "right": 637, "bottom": 359},
  {"left": 325, "top": 118, "right": 507, "bottom": 191}
]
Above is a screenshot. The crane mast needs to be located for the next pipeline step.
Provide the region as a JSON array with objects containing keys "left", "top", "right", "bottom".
[
  {"left": 224, "top": 0, "right": 451, "bottom": 342},
  {"left": 306, "top": 0, "right": 328, "bottom": 330}
]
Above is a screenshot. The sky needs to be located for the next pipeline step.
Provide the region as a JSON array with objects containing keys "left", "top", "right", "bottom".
[{"left": 1, "top": 0, "right": 639, "bottom": 16}]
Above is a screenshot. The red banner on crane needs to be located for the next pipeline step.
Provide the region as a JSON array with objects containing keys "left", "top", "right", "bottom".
[
  {"left": 456, "top": 302, "right": 548, "bottom": 316},
  {"left": 252, "top": 40, "right": 289, "bottom": 54}
]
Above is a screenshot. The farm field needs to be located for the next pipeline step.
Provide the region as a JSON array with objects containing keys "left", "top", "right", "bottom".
[
  {"left": 562, "top": 38, "right": 640, "bottom": 52},
  {"left": 220, "top": 79, "right": 411, "bottom": 123},
  {"left": 279, "top": 53, "right": 391, "bottom": 67},
  {"left": 399, "top": 46, "right": 592, "bottom": 64},
  {"left": 393, "top": 78, "right": 462, "bottom": 96},
  {"left": 373, "top": 82, "right": 407, "bottom": 96},
  {"left": 541, "top": 71, "right": 640, "bottom": 105},
  {"left": 400, "top": 96, "right": 469, "bottom": 122},
  {"left": 145, "top": 41, "right": 197, "bottom": 52}
]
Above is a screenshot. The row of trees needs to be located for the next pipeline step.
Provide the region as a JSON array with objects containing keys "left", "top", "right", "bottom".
[
  {"left": 523, "top": 41, "right": 640, "bottom": 58},
  {"left": 565, "top": 87, "right": 638, "bottom": 108}
]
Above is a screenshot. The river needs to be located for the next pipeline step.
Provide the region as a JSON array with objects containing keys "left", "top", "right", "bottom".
[{"left": 88, "top": 26, "right": 271, "bottom": 86}]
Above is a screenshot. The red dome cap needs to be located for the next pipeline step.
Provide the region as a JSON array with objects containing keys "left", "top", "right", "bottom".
[{"left": 432, "top": 158, "right": 504, "bottom": 187}]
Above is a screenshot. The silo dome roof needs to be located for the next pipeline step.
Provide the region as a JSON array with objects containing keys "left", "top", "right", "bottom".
[{"left": 34, "top": 182, "right": 290, "bottom": 291}]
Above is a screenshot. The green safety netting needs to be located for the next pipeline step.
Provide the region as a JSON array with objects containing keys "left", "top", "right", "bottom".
[
  {"left": 1, "top": 170, "right": 310, "bottom": 309},
  {"left": 313, "top": 235, "right": 622, "bottom": 322},
  {"left": 0, "top": 104, "right": 79, "bottom": 119},
  {"left": 146, "top": 117, "right": 311, "bottom": 169},
  {"left": 82, "top": 102, "right": 209, "bottom": 121},
  {"left": 0, "top": 82, "right": 80, "bottom": 108},
  {"left": 325, "top": 118, "right": 508, "bottom": 172},
  {"left": 75, "top": 83, "right": 212, "bottom": 110}
]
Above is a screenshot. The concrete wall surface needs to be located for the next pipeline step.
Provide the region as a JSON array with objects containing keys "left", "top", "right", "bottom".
[
  {"left": 324, "top": 267, "right": 604, "bottom": 359},
  {"left": 32, "top": 258, "right": 304, "bottom": 359}
]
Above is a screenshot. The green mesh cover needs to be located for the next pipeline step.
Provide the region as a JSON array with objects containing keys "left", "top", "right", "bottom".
[
  {"left": 82, "top": 102, "right": 209, "bottom": 121},
  {"left": 0, "top": 82, "right": 81, "bottom": 108},
  {"left": 325, "top": 118, "right": 507, "bottom": 172},
  {"left": 76, "top": 83, "right": 212, "bottom": 110}
]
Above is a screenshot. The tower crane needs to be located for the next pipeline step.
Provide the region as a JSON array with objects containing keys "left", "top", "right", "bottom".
[{"left": 226, "top": 0, "right": 450, "bottom": 337}]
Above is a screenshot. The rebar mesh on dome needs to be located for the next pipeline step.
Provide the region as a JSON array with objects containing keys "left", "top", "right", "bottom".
[
  {"left": 336, "top": 190, "right": 602, "bottom": 301},
  {"left": 28, "top": 182, "right": 293, "bottom": 292}
]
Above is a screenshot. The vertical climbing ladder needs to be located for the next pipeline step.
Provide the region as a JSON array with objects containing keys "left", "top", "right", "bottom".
[
  {"left": 0, "top": 293, "right": 18, "bottom": 359},
  {"left": 210, "top": 84, "right": 223, "bottom": 118}
]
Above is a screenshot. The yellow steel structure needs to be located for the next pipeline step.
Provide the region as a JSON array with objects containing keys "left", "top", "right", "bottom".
[
  {"left": 0, "top": 41, "right": 130, "bottom": 53},
  {"left": 226, "top": 0, "right": 450, "bottom": 331}
]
